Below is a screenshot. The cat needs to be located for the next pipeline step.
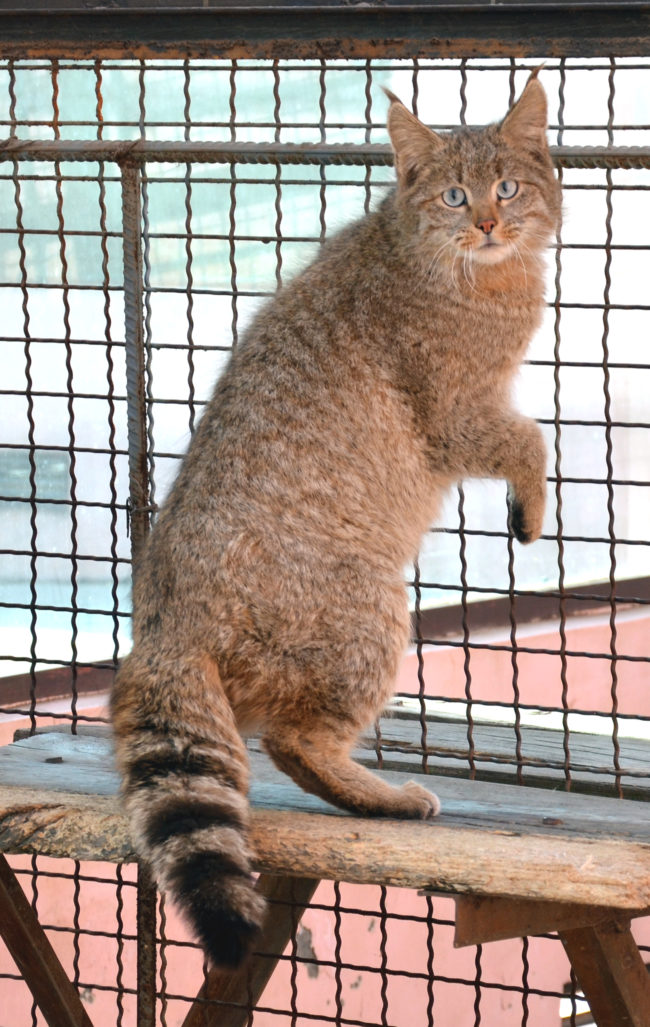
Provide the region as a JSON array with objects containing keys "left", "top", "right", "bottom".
[{"left": 111, "top": 70, "right": 562, "bottom": 969}]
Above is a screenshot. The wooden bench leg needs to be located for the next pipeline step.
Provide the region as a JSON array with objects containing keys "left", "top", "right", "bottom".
[
  {"left": 181, "top": 875, "right": 320, "bottom": 1027},
  {"left": 454, "top": 896, "right": 650, "bottom": 1027},
  {"left": 0, "top": 853, "right": 95, "bottom": 1027},
  {"left": 137, "top": 864, "right": 158, "bottom": 1027},
  {"left": 560, "top": 920, "right": 650, "bottom": 1027}
]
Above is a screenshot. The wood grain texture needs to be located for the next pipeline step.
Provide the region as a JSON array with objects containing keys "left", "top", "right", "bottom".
[
  {"left": 366, "top": 714, "right": 650, "bottom": 798},
  {"left": 0, "top": 854, "right": 94, "bottom": 1027},
  {"left": 454, "top": 895, "right": 649, "bottom": 947},
  {"left": 0, "top": 733, "right": 649, "bottom": 912},
  {"left": 8, "top": 720, "right": 650, "bottom": 802},
  {"left": 560, "top": 920, "right": 650, "bottom": 1027}
]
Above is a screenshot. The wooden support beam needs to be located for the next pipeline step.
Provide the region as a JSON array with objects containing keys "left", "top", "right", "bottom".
[
  {"left": 560, "top": 920, "right": 650, "bottom": 1027},
  {"left": 0, "top": 854, "right": 94, "bottom": 1027},
  {"left": 453, "top": 896, "right": 650, "bottom": 1027},
  {"left": 181, "top": 875, "right": 320, "bottom": 1027},
  {"left": 136, "top": 864, "right": 158, "bottom": 1027},
  {"left": 454, "top": 895, "right": 649, "bottom": 947}
]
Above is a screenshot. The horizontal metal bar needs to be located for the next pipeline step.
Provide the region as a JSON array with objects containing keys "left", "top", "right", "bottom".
[
  {"left": 2, "top": 5, "right": 650, "bottom": 61},
  {"left": 4, "top": 2, "right": 650, "bottom": 11},
  {"left": 3, "top": 138, "right": 650, "bottom": 170}
]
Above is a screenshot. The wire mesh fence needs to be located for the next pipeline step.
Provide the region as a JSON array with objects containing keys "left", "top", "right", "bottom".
[{"left": 1, "top": 53, "right": 649, "bottom": 1025}]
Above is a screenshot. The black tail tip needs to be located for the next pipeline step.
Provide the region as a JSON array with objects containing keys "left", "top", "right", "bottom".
[
  {"left": 170, "top": 853, "right": 266, "bottom": 969},
  {"left": 197, "top": 910, "right": 262, "bottom": 970}
]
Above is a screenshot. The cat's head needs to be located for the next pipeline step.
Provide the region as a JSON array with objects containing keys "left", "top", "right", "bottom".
[{"left": 386, "top": 72, "right": 562, "bottom": 279}]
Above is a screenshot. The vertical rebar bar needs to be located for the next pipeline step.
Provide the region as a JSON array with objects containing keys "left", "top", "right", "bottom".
[
  {"left": 121, "top": 160, "right": 150, "bottom": 557},
  {"left": 52, "top": 58, "right": 80, "bottom": 734},
  {"left": 413, "top": 560, "right": 429, "bottom": 773},
  {"left": 228, "top": 59, "right": 239, "bottom": 350},
  {"left": 10, "top": 57, "right": 38, "bottom": 738},
  {"left": 553, "top": 58, "right": 572, "bottom": 791},
  {"left": 121, "top": 154, "right": 157, "bottom": 1025},
  {"left": 507, "top": 57, "right": 524, "bottom": 787},
  {"left": 273, "top": 60, "right": 283, "bottom": 289},
  {"left": 457, "top": 63, "right": 475, "bottom": 780},
  {"left": 602, "top": 57, "right": 622, "bottom": 797},
  {"left": 183, "top": 59, "right": 197, "bottom": 436}
]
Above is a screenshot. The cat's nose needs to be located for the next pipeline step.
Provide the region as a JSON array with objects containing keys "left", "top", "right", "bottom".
[{"left": 477, "top": 218, "right": 496, "bottom": 235}]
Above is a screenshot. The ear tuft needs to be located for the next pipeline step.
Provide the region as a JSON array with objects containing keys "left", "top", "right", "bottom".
[
  {"left": 500, "top": 71, "right": 549, "bottom": 149},
  {"left": 384, "top": 90, "right": 443, "bottom": 189}
]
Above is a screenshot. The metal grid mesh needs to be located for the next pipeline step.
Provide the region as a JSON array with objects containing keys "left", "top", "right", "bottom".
[{"left": 1, "top": 54, "right": 649, "bottom": 1025}]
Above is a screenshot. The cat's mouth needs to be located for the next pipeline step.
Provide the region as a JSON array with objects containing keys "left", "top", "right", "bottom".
[{"left": 471, "top": 238, "right": 512, "bottom": 265}]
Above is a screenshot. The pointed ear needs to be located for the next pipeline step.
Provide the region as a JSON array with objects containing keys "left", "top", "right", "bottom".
[
  {"left": 384, "top": 89, "right": 444, "bottom": 189},
  {"left": 500, "top": 72, "right": 549, "bottom": 149}
]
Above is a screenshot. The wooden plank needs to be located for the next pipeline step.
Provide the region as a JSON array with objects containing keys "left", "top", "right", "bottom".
[
  {"left": 366, "top": 715, "right": 650, "bottom": 798},
  {"left": 560, "top": 920, "right": 650, "bottom": 1027},
  {"left": 2, "top": 731, "right": 121, "bottom": 796},
  {"left": 1, "top": 778, "right": 649, "bottom": 913},
  {"left": 0, "top": 854, "right": 95, "bottom": 1027},
  {"left": 1, "top": 733, "right": 649, "bottom": 910},
  {"left": 454, "top": 895, "right": 649, "bottom": 947},
  {"left": 182, "top": 876, "right": 319, "bottom": 1027},
  {"left": 7, "top": 718, "right": 650, "bottom": 802},
  {"left": 3, "top": 732, "right": 650, "bottom": 844}
]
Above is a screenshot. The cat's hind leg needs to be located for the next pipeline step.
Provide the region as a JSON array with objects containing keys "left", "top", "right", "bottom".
[{"left": 263, "top": 722, "right": 440, "bottom": 820}]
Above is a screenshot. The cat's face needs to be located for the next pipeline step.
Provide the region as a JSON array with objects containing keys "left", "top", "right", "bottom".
[{"left": 387, "top": 76, "right": 562, "bottom": 279}]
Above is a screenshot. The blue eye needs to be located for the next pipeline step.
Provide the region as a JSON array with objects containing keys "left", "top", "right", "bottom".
[
  {"left": 442, "top": 187, "right": 467, "bottom": 208},
  {"left": 496, "top": 179, "right": 518, "bottom": 200}
]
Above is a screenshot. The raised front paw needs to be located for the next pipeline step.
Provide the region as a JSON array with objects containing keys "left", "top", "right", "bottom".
[{"left": 507, "top": 487, "right": 544, "bottom": 545}]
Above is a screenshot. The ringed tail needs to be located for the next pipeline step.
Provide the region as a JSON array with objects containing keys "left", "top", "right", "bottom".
[{"left": 111, "top": 650, "right": 266, "bottom": 968}]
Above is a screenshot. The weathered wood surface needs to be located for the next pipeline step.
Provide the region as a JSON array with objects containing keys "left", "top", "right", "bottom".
[
  {"left": 368, "top": 713, "right": 650, "bottom": 797},
  {"left": 560, "top": 920, "right": 650, "bottom": 1027},
  {"left": 11, "top": 713, "right": 650, "bottom": 798},
  {"left": 0, "top": 731, "right": 649, "bottom": 912},
  {"left": 456, "top": 894, "right": 650, "bottom": 1027},
  {"left": 0, "top": 853, "right": 94, "bottom": 1027},
  {"left": 454, "top": 895, "right": 648, "bottom": 947}
]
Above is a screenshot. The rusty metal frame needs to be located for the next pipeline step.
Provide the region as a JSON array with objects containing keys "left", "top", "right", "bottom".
[
  {"left": 1, "top": 2, "right": 650, "bottom": 62},
  {"left": 5, "top": 137, "right": 650, "bottom": 169}
]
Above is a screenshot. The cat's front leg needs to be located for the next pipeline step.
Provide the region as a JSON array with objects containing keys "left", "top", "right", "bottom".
[
  {"left": 502, "top": 417, "right": 547, "bottom": 544},
  {"left": 455, "top": 411, "right": 547, "bottom": 544}
]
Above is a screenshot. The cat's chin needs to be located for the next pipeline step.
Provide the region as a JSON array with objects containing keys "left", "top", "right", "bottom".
[{"left": 470, "top": 241, "right": 513, "bottom": 266}]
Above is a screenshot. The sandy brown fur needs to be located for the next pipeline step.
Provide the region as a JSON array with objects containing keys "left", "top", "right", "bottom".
[{"left": 111, "top": 74, "right": 562, "bottom": 967}]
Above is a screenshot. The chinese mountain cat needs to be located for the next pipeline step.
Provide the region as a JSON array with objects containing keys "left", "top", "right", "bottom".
[{"left": 111, "top": 71, "right": 561, "bottom": 968}]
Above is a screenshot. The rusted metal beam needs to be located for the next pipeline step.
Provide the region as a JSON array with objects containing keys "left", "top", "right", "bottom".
[
  {"left": 0, "top": 854, "right": 95, "bottom": 1027},
  {"left": 3, "top": 138, "right": 650, "bottom": 172},
  {"left": 121, "top": 160, "right": 151, "bottom": 559},
  {"left": 0, "top": 5, "right": 650, "bottom": 61}
]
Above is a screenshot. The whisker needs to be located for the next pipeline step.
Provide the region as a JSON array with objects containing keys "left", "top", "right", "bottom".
[
  {"left": 462, "top": 249, "right": 477, "bottom": 293},
  {"left": 511, "top": 242, "right": 529, "bottom": 287}
]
